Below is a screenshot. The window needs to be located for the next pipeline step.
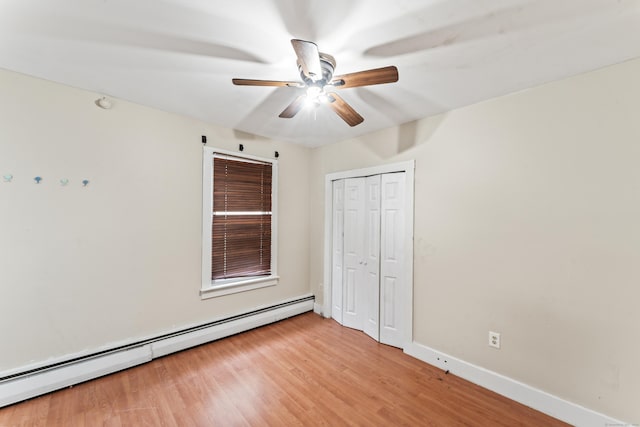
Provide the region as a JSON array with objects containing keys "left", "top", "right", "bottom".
[{"left": 201, "top": 148, "right": 278, "bottom": 298}]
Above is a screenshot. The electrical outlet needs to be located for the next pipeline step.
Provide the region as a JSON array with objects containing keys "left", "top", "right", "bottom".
[{"left": 489, "top": 331, "right": 501, "bottom": 349}]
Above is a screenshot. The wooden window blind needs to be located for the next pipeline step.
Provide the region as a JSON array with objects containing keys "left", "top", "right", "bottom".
[{"left": 212, "top": 156, "right": 272, "bottom": 280}]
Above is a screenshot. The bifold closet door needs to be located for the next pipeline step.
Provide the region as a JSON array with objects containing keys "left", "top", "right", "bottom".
[
  {"left": 331, "top": 179, "right": 345, "bottom": 325},
  {"left": 379, "top": 172, "right": 406, "bottom": 347},
  {"left": 341, "top": 177, "right": 365, "bottom": 330},
  {"left": 331, "top": 172, "right": 406, "bottom": 348},
  {"left": 363, "top": 175, "right": 381, "bottom": 341}
]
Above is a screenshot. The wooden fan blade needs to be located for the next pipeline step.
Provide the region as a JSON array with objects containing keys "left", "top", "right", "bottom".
[
  {"left": 291, "top": 39, "right": 322, "bottom": 80},
  {"left": 279, "top": 95, "right": 307, "bottom": 118},
  {"left": 327, "top": 93, "right": 364, "bottom": 127},
  {"left": 330, "top": 66, "right": 398, "bottom": 89},
  {"left": 232, "top": 78, "right": 303, "bottom": 87}
]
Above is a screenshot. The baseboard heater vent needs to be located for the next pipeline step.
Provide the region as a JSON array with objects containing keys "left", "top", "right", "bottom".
[{"left": 0, "top": 294, "right": 314, "bottom": 408}]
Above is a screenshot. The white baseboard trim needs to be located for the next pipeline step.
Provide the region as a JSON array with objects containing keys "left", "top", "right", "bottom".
[
  {"left": 0, "top": 295, "right": 314, "bottom": 408},
  {"left": 313, "top": 302, "right": 323, "bottom": 316},
  {"left": 404, "top": 342, "right": 624, "bottom": 427}
]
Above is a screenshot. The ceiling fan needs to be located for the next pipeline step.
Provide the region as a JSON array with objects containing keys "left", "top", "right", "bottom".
[{"left": 232, "top": 39, "right": 399, "bottom": 127}]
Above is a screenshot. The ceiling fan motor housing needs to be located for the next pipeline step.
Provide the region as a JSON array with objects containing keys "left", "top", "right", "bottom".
[{"left": 299, "top": 52, "right": 336, "bottom": 87}]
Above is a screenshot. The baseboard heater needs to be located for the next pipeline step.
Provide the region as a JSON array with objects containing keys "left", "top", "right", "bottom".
[{"left": 0, "top": 294, "right": 314, "bottom": 408}]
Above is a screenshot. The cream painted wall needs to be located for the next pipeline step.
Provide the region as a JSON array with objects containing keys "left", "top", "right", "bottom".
[
  {"left": 309, "top": 59, "right": 640, "bottom": 422},
  {"left": 0, "top": 69, "right": 310, "bottom": 373},
  {"left": 2, "top": 56, "right": 639, "bottom": 422}
]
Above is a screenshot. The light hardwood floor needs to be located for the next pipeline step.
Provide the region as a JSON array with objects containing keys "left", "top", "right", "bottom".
[{"left": 0, "top": 312, "right": 569, "bottom": 426}]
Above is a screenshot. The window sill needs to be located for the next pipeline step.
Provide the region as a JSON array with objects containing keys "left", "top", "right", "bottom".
[{"left": 200, "top": 276, "right": 279, "bottom": 299}]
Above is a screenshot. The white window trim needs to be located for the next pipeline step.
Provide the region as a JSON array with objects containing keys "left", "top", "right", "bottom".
[{"left": 201, "top": 147, "right": 278, "bottom": 299}]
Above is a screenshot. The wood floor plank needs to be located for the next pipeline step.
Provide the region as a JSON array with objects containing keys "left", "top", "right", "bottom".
[{"left": 0, "top": 313, "right": 569, "bottom": 426}]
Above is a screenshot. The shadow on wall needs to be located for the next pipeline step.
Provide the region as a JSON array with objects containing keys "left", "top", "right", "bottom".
[
  {"left": 233, "top": 129, "right": 260, "bottom": 140},
  {"left": 398, "top": 120, "right": 420, "bottom": 152},
  {"left": 364, "top": 114, "right": 447, "bottom": 160}
]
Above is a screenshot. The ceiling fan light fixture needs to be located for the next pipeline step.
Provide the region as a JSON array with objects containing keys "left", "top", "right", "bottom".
[
  {"left": 306, "top": 86, "right": 322, "bottom": 98},
  {"left": 304, "top": 95, "right": 321, "bottom": 109},
  {"left": 305, "top": 86, "right": 331, "bottom": 108},
  {"left": 317, "top": 92, "right": 331, "bottom": 104},
  {"left": 232, "top": 39, "right": 398, "bottom": 126}
]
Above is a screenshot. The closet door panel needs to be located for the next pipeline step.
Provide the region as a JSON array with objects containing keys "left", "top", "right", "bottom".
[
  {"left": 342, "top": 177, "right": 365, "bottom": 330},
  {"left": 380, "top": 173, "right": 405, "bottom": 347},
  {"left": 363, "top": 175, "right": 381, "bottom": 341},
  {"left": 331, "top": 180, "right": 345, "bottom": 324}
]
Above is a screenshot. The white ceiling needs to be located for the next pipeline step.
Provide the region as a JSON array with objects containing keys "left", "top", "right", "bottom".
[{"left": 1, "top": 0, "right": 639, "bottom": 147}]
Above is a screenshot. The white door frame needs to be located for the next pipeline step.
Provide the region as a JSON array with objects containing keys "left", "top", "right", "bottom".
[{"left": 323, "top": 160, "right": 415, "bottom": 348}]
